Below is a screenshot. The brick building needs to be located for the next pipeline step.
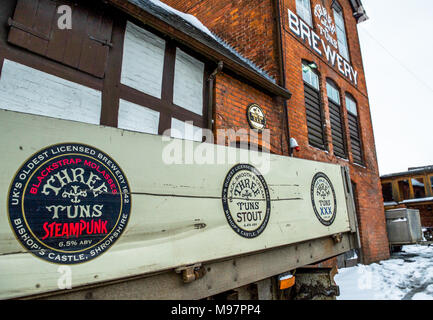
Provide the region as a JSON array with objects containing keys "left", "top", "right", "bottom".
[
  {"left": 381, "top": 166, "right": 433, "bottom": 228},
  {"left": 0, "top": 0, "right": 388, "bottom": 266},
  {"left": 161, "top": 0, "right": 389, "bottom": 264}
]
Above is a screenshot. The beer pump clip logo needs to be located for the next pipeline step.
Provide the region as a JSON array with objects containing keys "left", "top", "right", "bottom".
[
  {"left": 247, "top": 103, "right": 266, "bottom": 131},
  {"left": 222, "top": 164, "right": 271, "bottom": 238},
  {"left": 7, "top": 143, "right": 131, "bottom": 264},
  {"left": 311, "top": 172, "right": 337, "bottom": 226}
]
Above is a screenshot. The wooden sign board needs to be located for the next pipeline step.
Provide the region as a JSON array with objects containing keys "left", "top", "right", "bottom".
[{"left": 0, "top": 110, "right": 351, "bottom": 299}]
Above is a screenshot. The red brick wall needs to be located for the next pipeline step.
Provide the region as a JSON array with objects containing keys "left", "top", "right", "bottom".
[
  {"left": 162, "top": 0, "right": 390, "bottom": 264},
  {"left": 281, "top": 0, "right": 389, "bottom": 263},
  {"left": 162, "top": 0, "right": 281, "bottom": 82},
  {"left": 214, "top": 72, "right": 287, "bottom": 155},
  {"left": 406, "top": 204, "right": 433, "bottom": 228}
]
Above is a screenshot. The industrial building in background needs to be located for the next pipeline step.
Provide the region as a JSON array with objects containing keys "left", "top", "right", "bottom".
[
  {"left": 0, "top": 0, "right": 388, "bottom": 300},
  {"left": 381, "top": 166, "right": 433, "bottom": 241}
]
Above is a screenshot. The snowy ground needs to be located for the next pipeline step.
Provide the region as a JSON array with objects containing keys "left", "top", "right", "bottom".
[{"left": 335, "top": 244, "right": 433, "bottom": 300}]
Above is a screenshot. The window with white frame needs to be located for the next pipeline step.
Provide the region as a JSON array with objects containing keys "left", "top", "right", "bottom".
[
  {"left": 302, "top": 63, "right": 319, "bottom": 89},
  {"left": 345, "top": 94, "right": 363, "bottom": 164},
  {"left": 302, "top": 62, "right": 326, "bottom": 150},
  {"left": 326, "top": 79, "right": 346, "bottom": 158},
  {"left": 120, "top": 21, "right": 207, "bottom": 140},
  {"left": 333, "top": 2, "right": 350, "bottom": 61},
  {"left": 296, "top": 0, "right": 313, "bottom": 27}
]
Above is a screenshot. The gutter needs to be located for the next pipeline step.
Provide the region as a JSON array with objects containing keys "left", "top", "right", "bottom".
[
  {"left": 274, "top": 0, "right": 293, "bottom": 156},
  {"left": 349, "top": 0, "right": 369, "bottom": 23},
  {"left": 207, "top": 61, "right": 223, "bottom": 132}
]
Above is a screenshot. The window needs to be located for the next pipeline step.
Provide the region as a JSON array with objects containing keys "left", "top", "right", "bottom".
[
  {"left": 381, "top": 182, "right": 395, "bottom": 202},
  {"left": 398, "top": 180, "right": 410, "bottom": 201},
  {"left": 411, "top": 177, "right": 426, "bottom": 199},
  {"left": 296, "top": 0, "right": 313, "bottom": 26},
  {"left": 120, "top": 22, "right": 207, "bottom": 140},
  {"left": 332, "top": 2, "right": 350, "bottom": 61},
  {"left": 302, "top": 63, "right": 326, "bottom": 150},
  {"left": 326, "top": 80, "right": 346, "bottom": 158},
  {"left": 345, "top": 94, "right": 363, "bottom": 165},
  {"left": 431, "top": 176, "right": 433, "bottom": 195}
]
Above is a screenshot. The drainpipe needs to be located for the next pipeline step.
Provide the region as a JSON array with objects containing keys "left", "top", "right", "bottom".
[
  {"left": 274, "top": 0, "right": 293, "bottom": 156},
  {"left": 207, "top": 61, "right": 224, "bottom": 137}
]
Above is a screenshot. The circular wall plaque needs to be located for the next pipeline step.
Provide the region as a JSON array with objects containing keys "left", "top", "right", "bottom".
[
  {"left": 222, "top": 164, "right": 271, "bottom": 238},
  {"left": 247, "top": 103, "right": 266, "bottom": 131},
  {"left": 7, "top": 143, "right": 131, "bottom": 264},
  {"left": 311, "top": 172, "right": 337, "bottom": 226}
]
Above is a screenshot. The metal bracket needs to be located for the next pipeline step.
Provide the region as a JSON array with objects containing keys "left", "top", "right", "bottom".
[
  {"left": 8, "top": 17, "right": 51, "bottom": 41},
  {"left": 88, "top": 35, "right": 113, "bottom": 48},
  {"left": 175, "top": 263, "right": 206, "bottom": 283},
  {"left": 332, "top": 233, "right": 343, "bottom": 243}
]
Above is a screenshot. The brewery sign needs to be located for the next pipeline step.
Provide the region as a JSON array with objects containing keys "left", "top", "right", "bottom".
[
  {"left": 311, "top": 172, "right": 337, "bottom": 226},
  {"left": 247, "top": 103, "right": 267, "bottom": 131},
  {"left": 222, "top": 164, "right": 271, "bottom": 238},
  {"left": 287, "top": 7, "right": 358, "bottom": 86},
  {"left": 7, "top": 143, "right": 131, "bottom": 264}
]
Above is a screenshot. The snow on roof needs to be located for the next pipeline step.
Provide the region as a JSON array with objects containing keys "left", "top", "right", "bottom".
[
  {"left": 411, "top": 179, "right": 425, "bottom": 188},
  {"left": 148, "top": 0, "right": 215, "bottom": 38},
  {"left": 401, "top": 197, "right": 433, "bottom": 204}
]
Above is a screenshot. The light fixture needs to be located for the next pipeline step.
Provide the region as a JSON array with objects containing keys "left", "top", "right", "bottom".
[
  {"left": 308, "top": 62, "right": 318, "bottom": 69},
  {"left": 290, "top": 138, "right": 300, "bottom": 152}
]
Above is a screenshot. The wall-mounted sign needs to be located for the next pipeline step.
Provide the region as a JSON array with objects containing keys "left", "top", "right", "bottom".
[
  {"left": 287, "top": 8, "right": 358, "bottom": 86},
  {"left": 311, "top": 172, "right": 337, "bottom": 226},
  {"left": 314, "top": 4, "right": 337, "bottom": 49},
  {"left": 247, "top": 103, "right": 267, "bottom": 131},
  {"left": 222, "top": 164, "right": 271, "bottom": 238},
  {"left": 7, "top": 143, "right": 131, "bottom": 264}
]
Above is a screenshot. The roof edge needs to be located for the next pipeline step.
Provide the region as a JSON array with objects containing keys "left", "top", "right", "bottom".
[{"left": 348, "top": 0, "right": 369, "bottom": 23}]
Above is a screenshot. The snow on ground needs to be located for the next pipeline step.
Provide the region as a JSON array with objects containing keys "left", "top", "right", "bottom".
[{"left": 335, "top": 245, "right": 433, "bottom": 300}]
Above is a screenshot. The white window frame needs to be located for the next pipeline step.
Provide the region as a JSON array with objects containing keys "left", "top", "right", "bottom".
[
  {"left": 296, "top": 0, "right": 313, "bottom": 27},
  {"left": 333, "top": 2, "right": 350, "bottom": 61},
  {"left": 302, "top": 63, "right": 319, "bottom": 90}
]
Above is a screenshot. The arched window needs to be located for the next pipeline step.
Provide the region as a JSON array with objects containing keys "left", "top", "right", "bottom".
[
  {"left": 345, "top": 93, "right": 363, "bottom": 165},
  {"left": 332, "top": 1, "right": 350, "bottom": 61},
  {"left": 326, "top": 79, "right": 346, "bottom": 158},
  {"left": 296, "top": 0, "right": 313, "bottom": 27},
  {"left": 302, "top": 62, "right": 326, "bottom": 150}
]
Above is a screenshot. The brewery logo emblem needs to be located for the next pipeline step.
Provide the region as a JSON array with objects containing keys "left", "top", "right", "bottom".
[
  {"left": 247, "top": 103, "right": 266, "bottom": 131},
  {"left": 311, "top": 172, "right": 337, "bottom": 226},
  {"left": 222, "top": 164, "right": 271, "bottom": 238},
  {"left": 7, "top": 143, "right": 131, "bottom": 264}
]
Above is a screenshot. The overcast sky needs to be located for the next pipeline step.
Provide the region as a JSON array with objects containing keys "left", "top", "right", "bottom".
[{"left": 358, "top": 0, "right": 433, "bottom": 175}]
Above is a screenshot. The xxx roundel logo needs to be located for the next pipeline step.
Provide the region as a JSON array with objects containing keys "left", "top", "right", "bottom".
[
  {"left": 311, "top": 172, "right": 337, "bottom": 226},
  {"left": 7, "top": 143, "right": 131, "bottom": 264}
]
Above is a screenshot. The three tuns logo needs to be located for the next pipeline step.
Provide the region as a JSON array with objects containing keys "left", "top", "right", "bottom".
[
  {"left": 311, "top": 172, "right": 336, "bottom": 226},
  {"left": 222, "top": 164, "right": 271, "bottom": 238},
  {"left": 7, "top": 143, "right": 131, "bottom": 264}
]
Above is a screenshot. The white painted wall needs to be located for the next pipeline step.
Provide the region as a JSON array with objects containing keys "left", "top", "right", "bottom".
[
  {"left": 171, "top": 117, "right": 203, "bottom": 142},
  {"left": 173, "top": 48, "right": 204, "bottom": 115},
  {"left": 121, "top": 21, "right": 166, "bottom": 99},
  {"left": 118, "top": 99, "right": 160, "bottom": 134},
  {"left": 0, "top": 59, "right": 102, "bottom": 124}
]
